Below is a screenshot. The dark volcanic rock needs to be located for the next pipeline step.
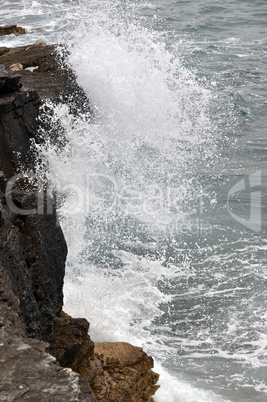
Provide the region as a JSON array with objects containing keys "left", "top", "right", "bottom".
[
  {"left": 0, "top": 65, "right": 67, "bottom": 342},
  {"left": 0, "top": 184, "right": 67, "bottom": 341},
  {"left": 0, "top": 44, "right": 92, "bottom": 113},
  {"left": 0, "top": 46, "right": 98, "bottom": 401},
  {"left": 0, "top": 258, "right": 95, "bottom": 400},
  {"left": 0, "top": 64, "right": 22, "bottom": 94},
  {"left": 0, "top": 89, "right": 40, "bottom": 179},
  {"left": 0, "top": 65, "right": 40, "bottom": 181}
]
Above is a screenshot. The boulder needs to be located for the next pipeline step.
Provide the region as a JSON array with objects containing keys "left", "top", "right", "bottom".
[
  {"left": 89, "top": 342, "right": 159, "bottom": 401},
  {"left": 0, "top": 25, "right": 26, "bottom": 36}
]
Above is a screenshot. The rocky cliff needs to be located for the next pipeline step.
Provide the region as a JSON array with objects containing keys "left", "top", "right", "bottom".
[
  {"left": 0, "top": 39, "right": 159, "bottom": 401},
  {"left": 0, "top": 61, "right": 96, "bottom": 400}
]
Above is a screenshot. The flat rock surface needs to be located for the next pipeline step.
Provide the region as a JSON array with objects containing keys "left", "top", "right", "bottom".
[
  {"left": 0, "top": 327, "right": 96, "bottom": 401},
  {"left": 0, "top": 44, "right": 76, "bottom": 100}
]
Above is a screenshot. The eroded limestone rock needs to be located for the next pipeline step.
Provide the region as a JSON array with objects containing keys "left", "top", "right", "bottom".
[{"left": 90, "top": 342, "right": 159, "bottom": 401}]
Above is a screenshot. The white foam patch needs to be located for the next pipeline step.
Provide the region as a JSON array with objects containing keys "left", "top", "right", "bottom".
[
  {"left": 63, "top": 253, "right": 172, "bottom": 345},
  {"left": 154, "top": 362, "right": 229, "bottom": 402}
]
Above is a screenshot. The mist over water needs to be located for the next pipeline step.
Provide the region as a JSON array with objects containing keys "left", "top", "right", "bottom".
[{"left": 2, "top": 0, "right": 267, "bottom": 401}]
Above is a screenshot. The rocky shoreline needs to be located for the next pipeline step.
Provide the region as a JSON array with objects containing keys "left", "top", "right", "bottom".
[{"left": 0, "top": 30, "right": 159, "bottom": 401}]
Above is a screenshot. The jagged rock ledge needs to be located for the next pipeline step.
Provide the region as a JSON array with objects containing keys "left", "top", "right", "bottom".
[{"left": 0, "top": 42, "right": 159, "bottom": 401}]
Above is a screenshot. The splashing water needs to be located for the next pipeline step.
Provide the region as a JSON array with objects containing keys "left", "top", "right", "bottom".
[{"left": 32, "top": 2, "right": 223, "bottom": 401}]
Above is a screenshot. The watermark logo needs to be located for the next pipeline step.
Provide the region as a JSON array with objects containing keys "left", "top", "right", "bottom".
[
  {"left": 227, "top": 170, "right": 262, "bottom": 232},
  {"left": 5, "top": 172, "right": 54, "bottom": 216},
  {"left": 1, "top": 169, "right": 265, "bottom": 236}
]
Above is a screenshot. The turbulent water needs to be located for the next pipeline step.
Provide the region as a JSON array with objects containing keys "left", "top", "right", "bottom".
[{"left": 1, "top": 1, "right": 267, "bottom": 401}]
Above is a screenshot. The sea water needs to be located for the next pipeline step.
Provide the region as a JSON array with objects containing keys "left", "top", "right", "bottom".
[{"left": 1, "top": 1, "right": 267, "bottom": 401}]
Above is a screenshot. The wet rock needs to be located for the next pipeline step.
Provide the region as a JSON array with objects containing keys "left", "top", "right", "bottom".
[
  {"left": 0, "top": 44, "right": 97, "bottom": 400},
  {"left": 0, "top": 25, "right": 26, "bottom": 36},
  {"left": 0, "top": 65, "right": 40, "bottom": 178},
  {"left": 0, "top": 185, "right": 67, "bottom": 341},
  {"left": 0, "top": 64, "right": 67, "bottom": 341},
  {"left": 0, "top": 43, "right": 159, "bottom": 400},
  {"left": 0, "top": 44, "right": 92, "bottom": 114},
  {"left": 50, "top": 312, "right": 95, "bottom": 374},
  {"left": 0, "top": 251, "right": 95, "bottom": 401},
  {"left": 49, "top": 316, "right": 160, "bottom": 401},
  {"left": 0, "top": 90, "right": 40, "bottom": 178},
  {"left": 0, "top": 177, "right": 94, "bottom": 400},
  {"left": 89, "top": 342, "right": 159, "bottom": 401},
  {"left": 0, "top": 65, "right": 22, "bottom": 95}
]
